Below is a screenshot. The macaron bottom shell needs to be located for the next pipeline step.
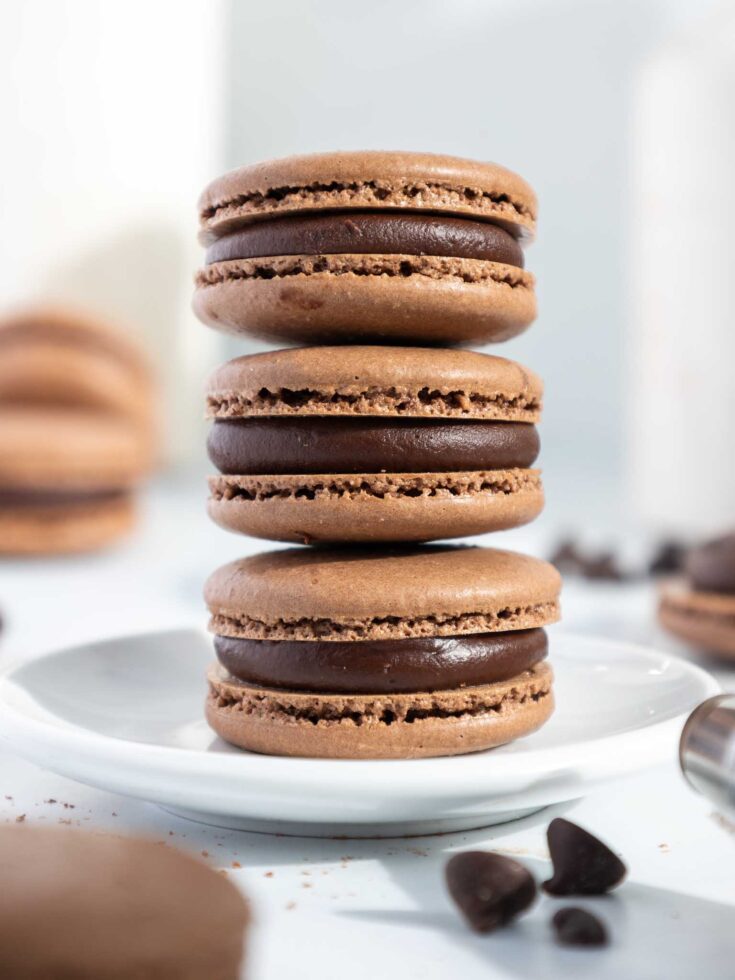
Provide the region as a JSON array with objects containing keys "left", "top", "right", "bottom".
[
  {"left": 194, "top": 254, "right": 535, "bottom": 346},
  {"left": 0, "top": 494, "right": 135, "bottom": 555},
  {"left": 206, "top": 662, "right": 554, "bottom": 759},
  {"left": 208, "top": 469, "right": 543, "bottom": 543}
]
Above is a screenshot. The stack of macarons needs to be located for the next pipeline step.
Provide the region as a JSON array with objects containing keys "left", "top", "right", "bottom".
[
  {"left": 196, "top": 151, "right": 561, "bottom": 759},
  {"left": 0, "top": 307, "right": 156, "bottom": 555}
]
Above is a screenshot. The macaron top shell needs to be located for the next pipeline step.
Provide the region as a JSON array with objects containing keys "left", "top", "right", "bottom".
[
  {"left": 207, "top": 346, "right": 542, "bottom": 422},
  {"left": 0, "top": 307, "right": 156, "bottom": 438},
  {"left": 198, "top": 150, "right": 537, "bottom": 242},
  {"left": 0, "top": 306, "right": 152, "bottom": 377},
  {"left": 205, "top": 546, "right": 561, "bottom": 640},
  {"left": 0, "top": 407, "right": 152, "bottom": 490},
  {"left": 0, "top": 827, "right": 247, "bottom": 979}
]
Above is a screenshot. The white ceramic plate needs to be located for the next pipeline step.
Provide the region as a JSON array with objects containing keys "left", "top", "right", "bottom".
[{"left": 0, "top": 630, "right": 718, "bottom": 837}]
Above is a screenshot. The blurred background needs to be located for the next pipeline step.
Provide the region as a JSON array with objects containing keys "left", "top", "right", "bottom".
[
  {"left": 4, "top": 0, "right": 734, "bottom": 529},
  {"left": 1, "top": 0, "right": 735, "bottom": 645}
]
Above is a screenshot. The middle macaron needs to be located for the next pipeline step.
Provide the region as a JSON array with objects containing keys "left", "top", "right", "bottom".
[{"left": 206, "top": 346, "right": 544, "bottom": 544}]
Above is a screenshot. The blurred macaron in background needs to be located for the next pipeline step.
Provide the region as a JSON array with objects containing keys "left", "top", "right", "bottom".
[{"left": 0, "top": 306, "right": 158, "bottom": 555}]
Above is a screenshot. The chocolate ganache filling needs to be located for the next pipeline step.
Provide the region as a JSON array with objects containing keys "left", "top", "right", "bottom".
[
  {"left": 205, "top": 212, "right": 524, "bottom": 268},
  {"left": 208, "top": 418, "right": 539, "bottom": 475},
  {"left": 215, "top": 628, "right": 548, "bottom": 694}
]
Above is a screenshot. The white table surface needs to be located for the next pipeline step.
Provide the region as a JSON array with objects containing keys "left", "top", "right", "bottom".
[{"left": 1, "top": 477, "right": 733, "bottom": 978}]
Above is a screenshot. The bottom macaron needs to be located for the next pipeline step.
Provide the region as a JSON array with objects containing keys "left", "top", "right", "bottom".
[
  {"left": 204, "top": 545, "right": 561, "bottom": 759},
  {"left": 206, "top": 661, "right": 554, "bottom": 759}
]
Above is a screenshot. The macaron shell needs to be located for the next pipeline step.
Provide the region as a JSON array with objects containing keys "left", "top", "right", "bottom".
[
  {"left": 0, "top": 305, "right": 153, "bottom": 378},
  {"left": 198, "top": 150, "right": 537, "bottom": 241},
  {"left": 0, "top": 408, "right": 153, "bottom": 490},
  {"left": 0, "top": 343, "right": 154, "bottom": 425},
  {"left": 194, "top": 254, "right": 535, "bottom": 346},
  {"left": 206, "top": 661, "right": 553, "bottom": 759},
  {"left": 207, "top": 470, "right": 544, "bottom": 544},
  {"left": 207, "top": 346, "right": 542, "bottom": 423},
  {"left": 659, "top": 585, "right": 735, "bottom": 659},
  {"left": 205, "top": 546, "right": 562, "bottom": 640},
  {"left": 0, "top": 494, "right": 135, "bottom": 555}
]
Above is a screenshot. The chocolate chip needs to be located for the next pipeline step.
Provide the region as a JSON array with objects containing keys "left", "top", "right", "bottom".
[
  {"left": 548, "top": 540, "right": 629, "bottom": 581},
  {"left": 548, "top": 538, "right": 583, "bottom": 573},
  {"left": 543, "top": 818, "right": 626, "bottom": 895},
  {"left": 445, "top": 851, "right": 536, "bottom": 933},
  {"left": 580, "top": 552, "right": 626, "bottom": 582},
  {"left": 649, "top": 540, "right": 685, "bottom": 576},
  {"left": 552, "top": 907, "right": 608, "bottom": 946}
]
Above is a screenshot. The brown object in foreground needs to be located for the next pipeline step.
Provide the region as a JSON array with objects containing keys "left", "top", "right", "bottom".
[
  {"left": 0, "top": 826, "right": 248, "bottom": 979},
  {"left": 194, "top": 151, "right": 537, "bottom": 346},
  {"left": 543, "top": 818, "right": 626, "bottom": 895},
  {"left": 551, "top": 907, "right": 608, "bottom": 947},
  {"left": 445, "top": 851, "right": 537, "bottom": 933},
  {"left": 204, "top": 545, "right": 561, "bottom": 758}
]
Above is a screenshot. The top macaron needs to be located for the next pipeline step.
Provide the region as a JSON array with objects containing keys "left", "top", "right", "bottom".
[{"left": 195, "top": 151, "right": 537, "bottom": 346}]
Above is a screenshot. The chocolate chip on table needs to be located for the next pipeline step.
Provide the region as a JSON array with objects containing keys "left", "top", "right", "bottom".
[
  {"left": 648, "top": 540, "right": 685, "bottom": 576},
  {"left": 580, "top": 552, "right": 626, "bottom": 582},
  {"left": 548, "top": 539, "right": 628, "bottom": 581},
  {"left": 551, "top": 907, "right": 608, "bottom": 947},
  {"left": 548, "top": 538, "right": 583, "bottom": 573},
  {"left": 543, "top": 818, "right": 626, "bottom": 895},
  {"left": 445, "top": 851, "right": 536, "bottom": 933}
]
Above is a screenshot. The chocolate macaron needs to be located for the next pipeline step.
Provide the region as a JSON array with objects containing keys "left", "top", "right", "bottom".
[
  {"left": 0, "top": 407, "right": 152, "bottom": 554},
  {"left": 0, "top": 827, "right": 248, "bottom": 979},
  {"left": 0, "top": 306, "right": 156, "bottom": 438},
  {"left": 195, "top": 151, "right": 537, "bottom": 346},
  {"left": 207, "top": 346, "right": 543, "bottom": 543},
  {"left": 659, "top": 534, "right": 735, "bottom": 659},
  {"left": 205, "top": 546, "right": 560, "bottom": 759}
]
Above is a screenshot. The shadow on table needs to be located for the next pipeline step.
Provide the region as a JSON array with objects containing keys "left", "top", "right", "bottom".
[{"left": 339, "top": 853, "right": 733, "bottom": 980}]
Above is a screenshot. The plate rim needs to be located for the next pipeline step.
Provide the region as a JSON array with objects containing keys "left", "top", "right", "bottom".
[{"left": 0, "top": 627, "right": 720, "bottom": 798}]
